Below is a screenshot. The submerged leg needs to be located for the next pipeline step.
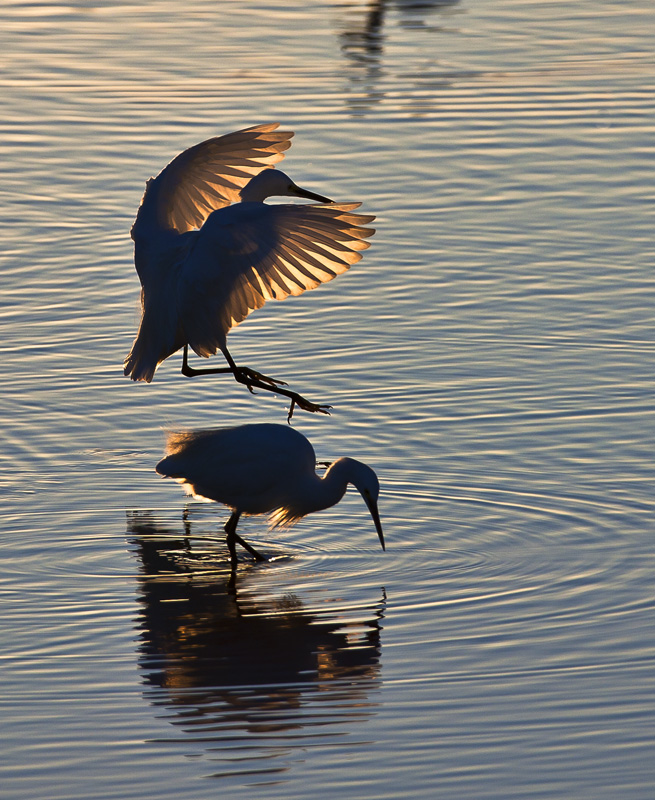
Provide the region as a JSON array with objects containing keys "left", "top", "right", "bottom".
[
  {"left": 224, "top": 511, "right": 240, "bottom": 567},
  {"left": 182, "top": 345, "right": 331, "bottom": 420},
  {"left": 233, "top": 532, "right": 267, "bottom": 563},
  {"left": 224, "top": 510, "right": 267, "bottom": 567}
]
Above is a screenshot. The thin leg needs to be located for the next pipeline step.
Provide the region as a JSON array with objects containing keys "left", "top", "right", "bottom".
[
  {"left": 233, "top": 532, "right": 267, "bottom": 562},
  {"left": 181, "top": 344, "right": 233, "bottom": 377},
  {"left": 224, "top": 511, "right": 240, "bottom": 567},
  {"left": 224, "top": 510, "right": 267, "bottom": 567},
  {"left": 181, "top": 344, "right": 281, "bottom": 386},
  {"left": 181, "top": 345, "right": 331, "bottom": 420}
]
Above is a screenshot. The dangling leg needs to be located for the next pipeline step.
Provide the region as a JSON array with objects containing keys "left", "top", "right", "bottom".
[
  {"left": 224, "top": 510, "right": 267, "bottom": 567},
  {"left": 182, "top": 345, "right": 331, "bottom": 420},
  {"left": 181, "top": 345, "right": 282, "bottom": 387},
  {"left": 222, "top": 348, "right": 331, "bottom": 420}
]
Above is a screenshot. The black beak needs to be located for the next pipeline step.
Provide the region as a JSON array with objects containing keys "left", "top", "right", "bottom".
[
  {"left": 291, "top": 183, "right": 332, "bottom": 203},
  {"left": 364, "top": 496, "right": 385, "bottom": 551}
]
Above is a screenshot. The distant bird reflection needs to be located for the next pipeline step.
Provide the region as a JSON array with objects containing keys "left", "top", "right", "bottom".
[
  {"left": 340, "top": 0, "right": 460, "bottom": 58},
  {"left": 155, "top": 423, "right": 385, "bottom": 568},
  {"left": 126, "top": 512, "right": 384, "bottom": 761},
  {"left": 124, "top": 123, "right": 375, "bottom": 418},
  {"left": 338, "top": 0, "right": 461, "bottom": 112}
]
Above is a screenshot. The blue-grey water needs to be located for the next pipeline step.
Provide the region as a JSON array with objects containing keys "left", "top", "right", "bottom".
[{"left": 1, "top": 1, "right": 654, "bottom": 798}]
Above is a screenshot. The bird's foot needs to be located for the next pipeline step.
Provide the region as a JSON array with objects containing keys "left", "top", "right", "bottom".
[
  {"left": 236, "top": 366, "right": 287, "bottom": 389},
  {"left": 232, "top": 366, "right": 331, "bottom": 419},
  {"left": 286, "top": 395, "right": 332, "bottom": 421}
]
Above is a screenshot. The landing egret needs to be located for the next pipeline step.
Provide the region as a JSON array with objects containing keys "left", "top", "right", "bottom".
[
  {"left": 155, "top": 423, "right": 385, "bottom": 567},
  {"left": 124, "top": 123, "right": 376, "bottom": 417}
]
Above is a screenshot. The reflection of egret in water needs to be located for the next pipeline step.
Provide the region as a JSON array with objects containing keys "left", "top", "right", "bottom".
[
  {"left": 127, "top": 513, "right": 385, "bottom": 778},
  {"left": 338, "top": 0, "right": 462, "bottom": 112},
  {"left": 155, "top": 423, "right": 385, "bottom": 567}
]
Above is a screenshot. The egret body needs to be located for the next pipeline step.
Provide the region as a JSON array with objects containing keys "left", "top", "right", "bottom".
[
  {"left": 124, "top": 123, "right": 375, "bottom": 416},
  {"left": 155, "top": 423, "right": 385, "bottom": 566}
]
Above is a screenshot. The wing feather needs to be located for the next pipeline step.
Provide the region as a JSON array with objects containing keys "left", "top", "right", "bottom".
[
  {"left": 179, "top": 201, "right": 375, "bottom": 358},
  {"left": 280, "top": 238, "right": 345, "bottom": 273},
  {"left": 153, "top": 123, "right": 294, "bottom": 233}
]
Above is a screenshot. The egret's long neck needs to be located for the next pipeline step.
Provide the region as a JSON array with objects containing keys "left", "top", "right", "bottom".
[
  {"left": 271, "top": 459, "right": 351, "bottom": 527},
  {"left": 314, "top": 458, "right": 354, "bottom": 512}
]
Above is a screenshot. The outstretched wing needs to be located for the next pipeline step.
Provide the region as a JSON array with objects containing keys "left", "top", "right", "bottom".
[
  {"left": 144, "top": 123, "right": 294, "bottom": 234},
  {"left": 179, "top": 202, "right": 376, "bottom": 358}
]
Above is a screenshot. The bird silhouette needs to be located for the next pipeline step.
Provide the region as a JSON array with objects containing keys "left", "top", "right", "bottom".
[
  {"left": 155, "top": 423, "right": 385, "bottom": 567},
  {"left": 124, "top": 123, "right": 375, "bottom": 417}
]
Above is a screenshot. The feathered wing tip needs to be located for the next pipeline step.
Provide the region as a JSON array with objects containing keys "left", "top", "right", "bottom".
[
  {"left": 251, "top": 204, "right": 373, "bottom": 309},
  {"left": 161, "top": 428, "right": 220, "bottom": 458},
  {"left": 227, "top": 202, "right": 376, "bottom": 315},
  {"left": 155, "top": 430, "right": 210, "bottom": 491},
  {"left": 162, "top": 429, "right": 194, "bottom": 457},
  {"left": 155, "top": 123, "right": 295, "bottom": 233},
  {"left": 123, "top": 336, "right": 158, "bottom": 382},
  {"left": 180, "top": 199, "right": 377, "bottom": 359},
  {"left": 123, "top": 354, "right": 153, "bottom": 383},
  {"left": 268, "top": 506, "right": 304, "bottom": 529},
  {"left": 123, "top": 285, "right": 183, "bottom": 381}
]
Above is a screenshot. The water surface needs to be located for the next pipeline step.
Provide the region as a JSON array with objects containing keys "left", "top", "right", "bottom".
[{"left": 1, "top": 1, "right": 654, "bottom": 798}]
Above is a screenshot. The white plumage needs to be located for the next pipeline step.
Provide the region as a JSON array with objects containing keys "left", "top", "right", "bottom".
[
  {"left": 124, "top": 123, "right": 375, "bottom": 415},
  {"left": 156, "top": 423, "right": 385, "bottom": 566}
]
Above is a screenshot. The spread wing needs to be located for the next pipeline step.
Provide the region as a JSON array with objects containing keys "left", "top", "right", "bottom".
[
  {"left": 179, "top": 202, "right": 376, "bottom": 358},
  {"left": 146, "top": 123, "right": 294, "bottom": 233}
]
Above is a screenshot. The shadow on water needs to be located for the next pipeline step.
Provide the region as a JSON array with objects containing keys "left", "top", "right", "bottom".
[{"left": 126, "top": 512, "right": 386, "bottom": 777}]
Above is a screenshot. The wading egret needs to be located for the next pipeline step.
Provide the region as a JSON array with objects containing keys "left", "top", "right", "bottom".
[
  {"left": 124, "top": 123, "right": 376, "bottom": 417},
  {"left": 155, "top": 423, "right": 385, "bottom": 567}
]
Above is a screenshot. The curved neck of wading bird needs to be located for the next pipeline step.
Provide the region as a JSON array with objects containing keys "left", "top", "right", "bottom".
[{"left": 311, "top": 457, "right": 385, "bottom": 551}]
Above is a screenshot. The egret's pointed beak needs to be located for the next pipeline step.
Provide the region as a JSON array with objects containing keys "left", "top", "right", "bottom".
[
  {"left": 290, "top": 183, "right": 332, "bottom": 203},
  {"left": 363, "top": 495, "right": 385, "bottom": 551}
]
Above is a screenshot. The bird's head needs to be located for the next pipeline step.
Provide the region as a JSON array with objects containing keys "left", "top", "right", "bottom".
[
  {"left": 343, "top": 459, "right": 385, "bottom": 552},
  {"left": 240, "top": 168, "right": 332, "bottom": 204}
]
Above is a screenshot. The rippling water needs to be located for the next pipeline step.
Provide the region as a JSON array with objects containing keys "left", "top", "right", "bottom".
[{"left": 2, "top": 1, "right": 654, "bottom": 798}]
